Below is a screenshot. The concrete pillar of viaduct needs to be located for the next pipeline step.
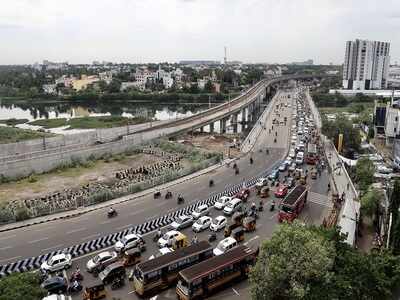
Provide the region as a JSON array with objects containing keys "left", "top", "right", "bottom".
[
  {"left": 209, "top": 122, "right": 214, "bottom": 134},
  {"left": 220, "top": 119, "right": 226, "bottom": 134},
  {"left": 231, "top": 113, "right": 238, "bottom": 134}
]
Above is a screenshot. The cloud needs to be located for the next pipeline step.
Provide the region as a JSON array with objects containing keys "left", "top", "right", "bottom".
[{"left": 0, "top": 0, "right": 398, "bottom": 64}]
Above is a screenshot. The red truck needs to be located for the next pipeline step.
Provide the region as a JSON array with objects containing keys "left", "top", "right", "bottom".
[{"left": 278, "top": 185, "right": 308, "bottom": 222}]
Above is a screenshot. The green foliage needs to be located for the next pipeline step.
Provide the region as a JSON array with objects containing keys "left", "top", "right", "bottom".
[
  {"left": 355, "top": 157, "right": 375, "bottom": 192},
  {"left": 0, "top": 203, "right": 14, "bottom": 223},
  {"left": 360, "top": 188, "right": 382, "bottom": 218},
  {"left": 204, "top": 80, "right": 214, "bottom": 93},
  {"left": 321, "top": 113, "right": 361, "bottom": 151},
  {"left": 0, "top": 118, "right": 29, "bottom": 126},
  {"left": 0, "top": 272, "right": 46, "bottom": 300},
  {"left": 250, "top": 223, "right": 400, "bottom": 300},
  {"left": 27, "top": 174, "right": 38, "bottom": 183},
  {"left": 0, "top": 126, "right": 54, "bottom": 144},
  {"left": 250, "top": 222, "right": 335, "bottom": 300},
  {"left": 390, "top": 179, "right": 400, "bottom": 250},
  {"left": 14, "top": 206, "right": 30, "bottom": 221}
]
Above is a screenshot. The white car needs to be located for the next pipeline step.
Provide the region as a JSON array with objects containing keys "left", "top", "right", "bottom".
[
  {"left": 170, "top": 215, "right": 193, "bottom": 230},
  {"left": 41, "top": 253, "right": 72, "bottom": 273},
  {"left": 42, "top": 296, "right": 66, "bottom": 300},
  {"left": 114, "top": 233, "right": 143, "bottom": 252},
  {"left": 158, "top": 247, "right": 174, "bottom": 256},
  {"left": 213, "top": 237, "right": 238, "bottom": 256},
  {"left": 192, "top": 216, "right": 212, "bottom": 232},
  {"left": 376, "top": 164, "right": 393, "bottom": 174},
  {"left": 210, "top": 216, "right": 227, "bottom": 232},
  {"left": 86, "top": 251, "right": 118, "bottom": 273},
  {"left": 191, "top": 204, "right": 210, "bottom": 219},
  {"left": 158, "top": 230, "right": 180, "bottom": 248},
  {"left": 214, "top": 196, "right": 232, "bottom": 210},
  {"left": 223, "top": 198, "right": 243, "bottom": 216},
  {"left": 255, "top": 178, "right": 268, "bottom": 188}
]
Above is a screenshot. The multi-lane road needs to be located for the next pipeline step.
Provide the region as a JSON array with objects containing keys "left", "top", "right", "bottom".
[{"left": 1, "top": 88, "right": 332, "bottom": 300}]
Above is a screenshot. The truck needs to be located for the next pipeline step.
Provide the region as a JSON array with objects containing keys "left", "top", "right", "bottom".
[{"left": 278, "top": 185, "right": 308, "bottom": 222}]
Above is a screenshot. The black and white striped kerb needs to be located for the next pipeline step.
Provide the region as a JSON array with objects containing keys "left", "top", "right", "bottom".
[{"left": 0, "top": 159, "right": 282, "bottom": 278}]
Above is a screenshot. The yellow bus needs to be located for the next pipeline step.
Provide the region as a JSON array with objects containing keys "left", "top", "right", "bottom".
[
  {"left": 133, "top": 241, "right": 213, "bottom": 297},
  {"left": 176, "top": 245, "right": 258, "bottom": 300}
]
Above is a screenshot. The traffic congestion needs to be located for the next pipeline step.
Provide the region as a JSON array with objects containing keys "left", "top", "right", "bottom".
[{"left": 38, "top": 87, "right": 330, "bottom": 300}]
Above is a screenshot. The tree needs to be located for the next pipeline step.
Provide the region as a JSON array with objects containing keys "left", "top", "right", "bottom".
[
  {"left": 355, "top": 157, "right": 375, "bottom": 192},
  {"left": 204, "top": 80, "right": 213, "bottom": 93},
  {"left": 360, "top": 188, "right": 382, "bottom": 219},
  {"left": 0, "top": 272, "right": 46, "bottom": 300},
  {"left": 389, "top": 179, "right": 400, "bottom": 249},
  {"left": 250, "top": 222, "right": 335, "bottom": 300}
]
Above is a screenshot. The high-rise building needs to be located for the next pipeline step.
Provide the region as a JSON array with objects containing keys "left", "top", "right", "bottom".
[{"left": 342, "top": 39, "right": 390, "bottom": 90}]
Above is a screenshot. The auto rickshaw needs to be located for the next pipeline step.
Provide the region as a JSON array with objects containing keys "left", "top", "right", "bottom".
[
  {"left": 224, "top": 221, "right": 239, "bottom": 237},
  {"left": 260, "top": 186, "right": 270, "bottom": 198},
  {"left": 121, "top": 248, "right": 141, "bottom": 267},
  {"left": 300, "top": 174, "right": 307, "bottom": 185},
  {"left": 231, "top": 226, "right": 245, "bottom": 242},
  {"left": 82, "top": 281, "right": 106, "bottom": 300},
  {"left": 171, "top": 233, "right": 188, "bottom": 250},
  {"left": 232, "top": 211, "right": 245, "bottom": 225},
  {"left": 295, "top": 169, "right": 303, "bottom": 180},
  {"left": 243, "top": 216, "right": 256, "bottom": 232}
]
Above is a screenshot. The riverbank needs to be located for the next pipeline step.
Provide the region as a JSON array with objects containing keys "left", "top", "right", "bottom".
[
  {"left": 0, "top": 126, "right": 55, "bottom": 144},
  {"left": 28, "top": 115, "right": 150, "bottom": 129}
]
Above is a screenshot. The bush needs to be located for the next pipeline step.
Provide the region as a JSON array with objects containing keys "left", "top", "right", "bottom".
[
  {"left": 15, "top": 206, "right": 30, "bottom": 221},
  {"left": 27, "top": 174, "right": 38, "bottom": 183}
]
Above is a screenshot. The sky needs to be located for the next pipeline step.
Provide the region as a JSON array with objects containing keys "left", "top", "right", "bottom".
[{"left": 0, "top": 0, "right": 399, "bottom": 65}]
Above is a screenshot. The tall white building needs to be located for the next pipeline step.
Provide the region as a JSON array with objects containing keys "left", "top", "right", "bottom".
[{"left": 343, "top": 39, "right": 390, "bottom": 90}]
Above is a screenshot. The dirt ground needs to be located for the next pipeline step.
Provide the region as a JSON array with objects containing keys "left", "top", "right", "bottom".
[
  {"left": 182, "top": 133, "right": 241, "bottom": 158},
  {"left": 0, "top": 153, "right": 165, "bottom": 203}
]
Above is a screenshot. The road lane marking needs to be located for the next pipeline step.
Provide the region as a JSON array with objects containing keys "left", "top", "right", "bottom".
[
  {"left": 0, "top": 246, "right": 13, "bottom": 251},
  {"left": 42, "top": 244, "right": 64, "bottom": 252},
  {"left": 244, "top": 235, "right": 259, "bottom": 246},
  {"left": 0, "top": 256, "right": 22, "bottom": 263},
  {"left": 28, "top": 237, "right": 49, "bottom": 244},
  {"left": 129, "top": 208, "right": 146, "bottom": 216},
  {"left": 80, "top": 233, "right": 100, "bottom": 241},
  {"left": 128, "top": 290, "right": 136, "bottom": 294},
  {"left": 66, "top": 228, "right": 87, "bottom": 235},
  {"left": 100, "top": 220, "right": 112, "bottom": 225},
  {"left": 232, "top": 288, "right": 240, "bottom": 296},
  {"left": 0, "top": 234, "right": 16, "bottom": 241},
  {"left": 117, "top": 224, "right": 133, "bottom": 230},
  {"left": 269, "top": 213, "right": 278, "bottom": 220}
]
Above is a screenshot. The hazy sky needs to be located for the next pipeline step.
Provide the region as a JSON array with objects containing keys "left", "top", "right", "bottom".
[{"left": 1, "top": 0, "right": 399, "bottom": 65}]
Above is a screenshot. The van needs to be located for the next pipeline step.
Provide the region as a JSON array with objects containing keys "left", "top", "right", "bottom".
[
  {"left": 213, "top": 237, "right": 238, "bottom": 256},
  {"left": 223, "top": 198, "right": 243, "bottom": 216},
  {"left": 296, "top": 152, "right": 304, "bottom": 165}
]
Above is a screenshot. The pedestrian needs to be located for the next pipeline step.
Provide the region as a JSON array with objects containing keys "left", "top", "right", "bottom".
[
  {"left": 327, "top": 183, "right": 331, "bottom": 192},
  {"left": 347, "top": 182, "right": 350, "bottom": 190}
]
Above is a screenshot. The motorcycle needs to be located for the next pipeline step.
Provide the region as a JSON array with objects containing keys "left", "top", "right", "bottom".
[
  {"left": 250, "top": 158, "right": 254, "bottom": 164},
  {"left": 70, "top": 271, "right": 84, "bottom": 282},
  {"left": 154, "top": 191, "right": 161, "bottom": 199},
  {"left": 153, "top": 230, "right": 162, "bottom": 242},
  {"left": 274, "top": 138, "right": 277, "bottom": 143},
  {"left": 209, "top": 180, "right": 214, "bottom": 187},
  {"left": 67, "top": 282, "right": 83, "bottom": 294},
  {"left": 270, "top": 202, "right": 275, "bottom": 212},
  {"left": 111, "top": 277, "right": 125, "bottom": 290},
  {"left": 165, "top": 191, "right": 172, "bottom": 199},
  {"left": 235, "top": 168, "right": 239, "bottom": 175},
  {"left": 258, "top": 203, "right": 264, "bottom": 212},
  {"left": 107, "top": 209, "right": 118, "bottom": 218},
  {"left": 177, "top": 196, "right": 185, "bottom": 204},
  {"left": 208, "top": 233, "right": 217, "bottom": 243}
]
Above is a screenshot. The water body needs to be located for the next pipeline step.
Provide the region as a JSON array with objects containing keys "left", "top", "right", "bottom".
[{"left": 0, "top": 100, "right": 212, "bottom": 134}]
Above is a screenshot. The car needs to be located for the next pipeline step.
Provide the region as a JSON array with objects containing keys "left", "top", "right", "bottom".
[
  {"left": 41, "top": 253, "right": 72, "bottom": 273},
  {"left": 86, "top": 251, "right": 119, "bottom": 273},
  {"left": 279, "top": 162, "right": 288, "bottom": 172},
  {"left": 170, "top": 214, "right": 193, "bottom": 230},
  {"left": 268, "top": 169, "right": 279, "bottom": 180},
  {"left": 41, "top": 277, "right": 67, "bottom": 294},
  {"left": 296, "top": 152, "right": 304, "bottom": 165},
  {"left": 42, "top": 295, "right": 67, "bottom": 300},
  {"left": 376, "top": 164, "right": 393, "bottom": 174},
  {"left": 286, "top": 177, "right": 295, "bottom": 188},
  {"left": 289, "top": 149, "right": 296, "bottom": 159},
  {"left": 274, "top": 185, "right": 288, "bottom": 198},
  {"left": 192, "top": 216, "right": 212, "bottom": 232},
  {"left": 213, "top": 237, "right": 238, "bottom": 256},
  {"left": 255, "top": 178, "right": 268, "bottom": 188},
  {"left": 158, "top": 247, "right": 174, "bottom": 256},
  {"left": 285, "top": 157, "right": 293, "bottom": 165},
  {"left": 210, "top": 216, "right": 227, "bottom": 232},
  {"left": 235, "top": 188, "right": 250, "bottom": 201},
  {"left": 114, "top": 233, "right": 144, "bottom": 252},
  {"left": 224, "top": 198, "right": 243, "bottom": 216},
  {"left": 288, "top": 162, "right": 297, "bottom": 172},
  {"left": 158, "top": 230, "right": 181, "bottom": 248},
  {"left": 214, "top": 196, "right": 232, "bottom": 210},
  {"left": 191, "top": 204, "right": 210, "bottom": 219}
]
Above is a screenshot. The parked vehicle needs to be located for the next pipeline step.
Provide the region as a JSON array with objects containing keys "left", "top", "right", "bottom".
[{"left": 278, "top": 185, "right": 308, "bottom": 222}]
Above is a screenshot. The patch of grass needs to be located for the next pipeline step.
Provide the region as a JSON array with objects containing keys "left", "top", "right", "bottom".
[
  {"left": 0, "top": 126, "right": 55, "bottom": 144},
  {"left": 29, "top": 116, "right": 150, "bottom": 129},
  {"left": 0, "top": 118, "right": 29, "bottom": 126}
]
